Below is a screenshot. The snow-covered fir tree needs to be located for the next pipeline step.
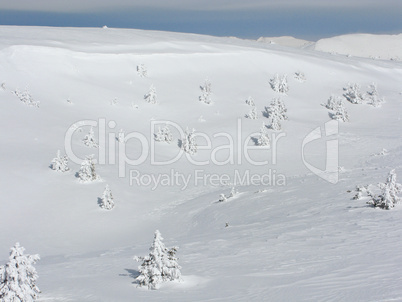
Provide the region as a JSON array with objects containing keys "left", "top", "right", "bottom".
[
  {"left": 144, "top": 84, "right": 157, "bottom": 104},
  {"left": 270, "top": 74, "right": 280, "bottom": 92},
  {"left": 246, "top": 106, "right": 258, "bottom": 119},
  {"left": 294, "top": 71, "right": 306, "bottom": 82},
  {"left": 134, "top": 230, "right": 181, "bottom": 290},
  {"left": 343, "top": 83, "right": 365, "bottom": 104},
  {"left": 367, "top": 83, "right": 384, "bottom": 107},
  {"left": 137, "top": 64, "right": 148, "bottom": 77},
  {"left": 0, "top": 243, "right": 40, "bottom": 301},
  {"left": 270, "top": 111, "right": 282, "bottom": 131},
  {"left": 331, "top": 99, "right": 349, "bottom": 122},
  {"left": 368, "top": 170, "right": 402, "bottom": 209},
  {"left": 83, "top": 126, "right": 98, "bottom": 148},
  {"left": 13, "top": 88, "right": 39, "bottom": 107},
  {"left": 50, "top": 150, "right": 69, "bottom": 172},
  {"left": 257, "top": 122, "right": 270, "bottom": 146},
  {"left": 199, "top": 79, "right": 212, "bottom": 104},
  {"left": 77, "top": 155, "right": 100, "bottom": 183},
  {"left": 265, "top": 97, "right": 287, "bottom": 130},
  {"left": 154, "top": 125, "right": 173, "bottom": 143},
  {"left": 270, "top": 74, "right": 289, "bottom": 94},
  {"left": 245, "top": 96, "right": 255, "bottom": 106},
  {"left": 100, "top": 185, "right": 114, "bottom": 210},
  {"left": 323, "top": 95, "right": 341, "bottom": 110},
  {"left": 182, "top": 127, "right": 197, "bottom": 155}
]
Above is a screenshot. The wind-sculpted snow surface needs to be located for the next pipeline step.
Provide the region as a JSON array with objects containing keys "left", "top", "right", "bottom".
[{"left": 0, "top": 26, "right": 401, "bottom": 301}]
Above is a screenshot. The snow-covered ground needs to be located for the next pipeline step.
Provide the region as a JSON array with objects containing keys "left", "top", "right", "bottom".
[{"left": 0, "top": 26, "right": 401, "bottom": 301}]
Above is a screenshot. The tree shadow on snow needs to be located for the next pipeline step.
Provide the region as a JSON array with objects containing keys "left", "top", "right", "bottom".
[
  {"left": 120, "top": 269, "right": 140, "bottom": 284},
  {"left": 97, "top": 197, "right": 103, "bottom": 208},
  {"left": 250, "top": 137, "right": 259, "bottom": 146},
  {"left": 177, "top": 139, "right": 182, "bottom": 149}
]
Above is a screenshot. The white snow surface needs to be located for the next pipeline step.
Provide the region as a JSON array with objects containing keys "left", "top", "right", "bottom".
[{"left": 0, "top": 26, "right": 401, "bottom": 301}]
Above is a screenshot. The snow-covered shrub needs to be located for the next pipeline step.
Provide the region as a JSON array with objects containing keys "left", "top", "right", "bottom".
[
  {"left": 219, "top": 193, "right": 227, "bottom": 202},
  {"left": 368, "top": 170, "right": 401, "bottom": 209},
  {"left": 134, "top": 230, "right": 181, "bottom": 290},
  {"left": 50, "top": 150, "right": 69, "bottom": 172},
  {"left": 343, "top": 83, "right": 365, "bottom": 104},
  {"left": 228, "top": 186, "right": 238, "bottom": 198},
  {"left": 256, "top": 122, "right": 270, "bottom": 146},
  {"left": 270, "top": 74, "right": 289, "bottom": 94},
  {"left": 331, "top": 99, "right": 349, "bottom": 122},
  {"left": 270, "top": 113, "right": 282, "bottom": 131},
  {"left": 246, "top": 106, "right": 258, "bottom": 119},
  {"left": 110, "top": 98, "right": 118, "bottom": 106},
  {"left": 154, "top": 125, "right": 173, "bottom": 143},
  {"left": 117, "top": 129, "right": 125, "bottom": 143},
  {"left": 181, "top": 127, "right": 197, "bottom": 155},
  {"left": 245, "top": 96, "right": 255, "bottom": 106},
  {"left": 137, "top": 64, "right": 148, "bottom": 77},
  {"left": 294, "top": 71, "right": 306, "bottom": 83},
  {"left": 13, "top": 88, "right": 39, "bottom": 107},
  {"left": 199, "top": 79, "right": 212, "bottom": 104},
  {"left": 77, "top": 155, "right": 100, "bottom": 183},
  {"left": 83, "top": 126, "right": 98, "bottom": 148},
  {"left": 144, "top": 84, "right": 157, "bottom": 104},
  {"left": 367, "top": 83, "right": 384, "bottom": 107},
  {"left": 322, "top": 95, "right": 342, "bottom": 110},
  {"left": 0, "top": 243, "right": 40, "bottom": 301},
  {"left": 100, "top": 185, "right": 114, "bottom": 210}
]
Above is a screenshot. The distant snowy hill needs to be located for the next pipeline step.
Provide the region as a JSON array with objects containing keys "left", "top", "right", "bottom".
[
  {"left": 315, "top": 33, "right": 402, "bottom": 60},
  {"left": 0, "top": 26, "right": 401, "bottom": 301},
  {"left": 257, "top": 36, "right": 314, "bottom": 48}
]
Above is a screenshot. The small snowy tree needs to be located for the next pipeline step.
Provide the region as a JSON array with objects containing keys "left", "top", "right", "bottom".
[
  {"left": 368, "top": 170, "right": 402, "bottom": 209},
  {"left": 367, "top": 83, "right": 384, "bottom": 107},
  {"left": 83, "top": 126, "right": 98, "bottom": 148},
  {"left": 270, "top": 73, "right": 280, "bottom": 92},
  {"left": 13, "top": 88, "right": 39, "bottom": 107},
  {"left": 323, "top": 95, "right": 341, "bottom": 110},
  {"left": 245, "top": 96, "right": 255, "bottom": 106},
  {"left": 343, "top": 83, "right": 365, "bottom": 104},
  {"left": 270, "top": 112, "right": 282, "bottom": 131},
  {"left": 154, "top": 125, "right": 173, "bottom": 143},
  {"left": 228, "top": 187, "right": 238, "bottom": 198},
  {"left": 144, "top": 84, "right": 157, "bottom": 104},
  {"left": 0, "top": 243, "right": 40, "bottom": 301},
  {"left": 294, "top": 71, "right": 306, "bottom": 83},
  {"left": 246, "top": 106, "right": 258, "bottom": 119},
  {"left": 218, "top": 193, "right": 227, "bottom": 202},
  {"left": 50, "top": 150, "right": 69, "bottom": 172},
  {"left": 134, "top": 230, "right": 181, "bottom": 290},
  {"left": 137, "top": 64, "right": 148, "bottom": 77},
  {"left": 331, "top": 99, "right": 349, "bottom": 122},
  {"left": 181, "top": 127, "right": 197, "bottom": 155},
  {"left": 117, "top": 129, "right": 125, "bottom": 143},
  {"left": 100, "top": 185, "right": 114, "bottom": 210},
  {"left": 199, "top": 79, "right": 212, "bottom": 104},
  {"left": 77, "top": 155, "right": 100, "bottom": 183},
  {"left": 256, "top": 122, "right": 270, "bottom": 146},
  {"left": 270, "top": 74, "right": 289, "bottom": 94}
]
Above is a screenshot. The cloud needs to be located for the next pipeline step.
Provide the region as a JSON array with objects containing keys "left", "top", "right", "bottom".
[{"left": 1, "top": 0, "right": 400, "bottom": 13}]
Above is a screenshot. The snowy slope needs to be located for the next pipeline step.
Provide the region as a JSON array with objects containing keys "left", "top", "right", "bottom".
[
  {"left": 315, "top": 33, "right": 402, "bottom": 60},
  {"left": 0, "top": 26, "right": 401, "bottom": 301}
]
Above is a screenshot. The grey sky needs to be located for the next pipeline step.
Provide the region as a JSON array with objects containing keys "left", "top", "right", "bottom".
[
  {"left": 1, "top": 0, "right": 400, "bottom": 12},
  {"left": 0, "top": 0, "right": 401, "bottom": 40}
]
